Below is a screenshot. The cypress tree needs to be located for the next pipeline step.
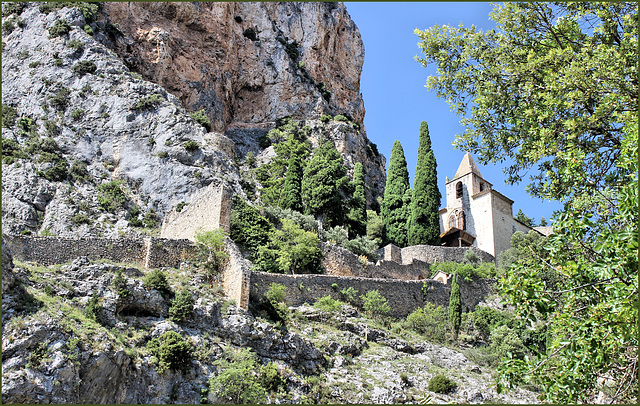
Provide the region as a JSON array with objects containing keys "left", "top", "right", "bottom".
[
  {"left": 449, "top": 274, "right": 462, "bottom": 340},
  {"left": 382, "top": 140, "right": 411, "bottom": 247},
  {"left": 301, "top": 138, "right": 349, "bottom": 227},
  {"left": 280, "top": 153, "right": 303, "bottom": 212},
  {"left": 347, "top": 162, "right": 367, "bottom": 238},
  {"left": 408, "top": 121, "right": 441, "bottom": 245}
]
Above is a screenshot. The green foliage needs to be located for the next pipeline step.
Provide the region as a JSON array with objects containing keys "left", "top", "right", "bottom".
[
  {"left": 28, "top": 61, "right": 41, "bottom": 69},
  {"left": 183, "top": 140, "right": 199, "bottom": 151},
  {"left": 143, "top": 269, "right": 172, "bottom": 296},
  {"left": 230, "top": 196, "right": 273, "bottom": 254},
  {"left": 408, "top": 121, "right": 441, "bottom": 245},
  {"left": 404, "top": 303, "right": 448, "bottom": 342},
  {"left": 209, "top": 348, "right": 282, "bottom": 404},
  {"left": 360, "top": 290, "right": 391, "bottom": 319},
  {"left": 514, "top": 209, "right": 535, "bottom": 227},
  {"left": 244, "top": 151, "right": 256, "bottom": 167},
  {"left": 68, "top": 160, "right": 89, "bottom": 183},
  {"left": 27, "top": 342, "right": 50, "bottom": 369},
  {"left": 84, "top": 293, "right": 102, "bottom": 323},
  {"left": 428, "top": 374, "right": 456, "bottom": 394},
  {"left": 340, "top": 286, "right": 359, "bottom": 305},
  {"left": 2, "top": 137, "right": 28, "bottom": 164},
  {"left": 319, "top": 114, "right": 332, "bottom": 123},
  {"left": 254, "top": 219, "right": 322, "bottom": 274},
  {"left": 489, "top": 325, "right": 526, "bottom": 361},
  {"left": 127, "top": 205, "right": 142, "bottom": 227},
  {"left": 132, "top": 94, "right": 163, "bottom": 111},
  {"left": 346, "top": 162, "right": 367, "bottom": 238},
  {"left": 72, "top": 60, "right": 96, "bottom": 77},
  {"left": 280, "top": 153, "right": 303, "bottom": 212},
  {"left": 2, "top": 19, "right": 16, "bottom": 34},
  {"left": 497, "top": 230, "right": 550, "bottom": 273},
  {"left": 70, "top": 213, "right": 91, "bottom": 225},
  {"left": 382, "top": 140, "right": 411, "bottom": 247},
  {"left": 48, "top": 19, "right": 71, "bottom": 38},
  {"left": 449, "top": 275, "right": 462, "bottom": 339},
  {"left": 143, "top": 209, "right": 159, "bottom": 228},
  {"left": 317, "top": 82, "right": 331, "bottom": 102},
  {"left": 366, "top": 209, "right": 383, "bottom": 245},
  {"left": 263, "top": 206, "right": 318, "bottom": 233},
  {"left": 2, "top": 104, "right": 18, "bottom": 128},
  {"left": 468, "top": 306, "right": 512, "bottom": 338},
  {"left": 112, "top": 268, "right": 131, "bottom": 299},
  {"left": 147, "top": 331, "right": 193, "bottom": 373},
  {"left": 194, "top": 228, "right": 229, "bottom": 281},
  {"left": 301, "top": 138, "right": 349, "bottom": 227},
  {"left": 97, "top": 180, "right": 127, "bottom": 213},
  {"left": 157, "top": 150, "right": 168, "bottom": 159},
  {"left": 49, "top": 87, "right": 71, "bottom": 111},
  {"left": 313, "top": 295, "right": 343, "bottom": 313},
  {"left": 175, "top": 202, "right": 188, "bottom": 213},
  {"left": 2, "top": 2, "right": 28, "bottom": 17},
  {"left": 416, "top": 2, "right": 637, "bottom": 202},
  {"left": 333, "top": 114, "right": 348, "bottom": 122},
  {"left": 190, "top": 109, "right": 211, "bottom": 131},
  {"left": 169, "top": 289, "right": 194, "bottom": 323},
  {"left": 430, "top": 260, "right": 496, "bottom": 282},
  {"left": 261, "top": 283, "right": 289, "bottom": 324},
  {"left": 67, "top": 38, "right": 84, "bottom": 52},
  {"left": 71, "top": 109, "right": 85, "bottom": 121}
]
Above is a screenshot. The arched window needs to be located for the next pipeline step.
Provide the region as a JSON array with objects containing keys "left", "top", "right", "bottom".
[
  {"left": 456, "top": 182, "right": 463, "bottom": 198},
  {"left": 448, "top": 215, "right": 456, "bottom": 229},
  {"left": 457, "top": 211, "right": 465, "bottom": 230}
]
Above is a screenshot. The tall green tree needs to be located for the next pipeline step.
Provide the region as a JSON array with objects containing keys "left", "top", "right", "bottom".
[
  {"left": 416, "top": 2, "right": 637, "bottom": 202},
  {"left": 417, "top": 3, "right": 638, "bottom": 402},
  {"left": 382, "top": 140, "right": 411, "bottom": 247},
  {"left": 448, "top": 274, "right": 462, "bottom": 340},
  {"left": 301, "top": 138, "right": 349, "bottom": 228},
  {"left": 408, "top": 121, "right": 441, "bottom": 245},
  {"left": 346, "top": 162, "right": 367, "bottom": 238},
  {"left": 280, "top": 153, "right": 303, "bottom": 212}
]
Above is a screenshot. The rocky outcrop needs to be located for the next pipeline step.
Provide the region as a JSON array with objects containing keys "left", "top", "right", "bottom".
[{"left": 102, "top": 2, "right": 365, "bottom": 131}]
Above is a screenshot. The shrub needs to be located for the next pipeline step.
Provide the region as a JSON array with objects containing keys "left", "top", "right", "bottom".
[
  {"left": 313, "top": 295, "right": 343, "bottom": 313},
  {"left": 2, "top": 104, "right": 18, "bottom": 128},
  {"left": 209, "top": 348, "right": 272, "bottom": 404},
  {"left": 143, "top": 209, "right": 159, "bottom": 228},
  {"left": 3, "top": 19, "right": 16, "bottom": 35},
  {"left": 70, "top": 213, "right": 91, "bottom": 225},
  {"left": 340, "top": 286, "right": 359, "bottom": 305},
  {"left": 489, "top": 325, "right": 526, "bottom": 361},
  {"left": 194, "top": 228, "right": 228, "bottom": 282},
  {"left": 28, "top": 61, "right": 41, "bottom": 68},
  {"left": 263, "top": 283, "right": 289, "bottom": 324},
  {"left": 143, "top": 269, "right": 172, "bottom": 296},
  {"left": 428, "top": 374, "right": 456, "bottom": 394},
  {"left": 2, "top": 2, "right": 28, "bottom": 17},
  {"left": 243, "top": 27, "right": 257, "bottom": 41},
  {"left": 169, "top": 289, "right": 194, "bottom": 323},
  {"left": 183, "top": 140, "right": 199, "bottom": 152},
  {"left": 72, "top": 60, "right": 96, "bottom": 76},
  {"left": 319, "top": 114, "right": 332, "bottom": 123},
  {"left": 176, "top": 202, "right": 188, "bottom": 213},
  {"left": 97, "top": 180, "right": 127, "bottom": 213},
  {"left": 112, "top": 268, "right": 131, "bottom": 299},
  {"left": 67, "top": 39, "right": 84, "bottom": 51},
  {"left": 147, "top": 331, "right": 193, "bottom": 373},
  {"left": 68, "top": 160, "right": 89, "bottom": 183},
  {"left": 360, "top": 290, "right": 391, "bottom": 318},
  {"left": 132, "top": 94, "right": 163, "bottom": 110},
  {"left": 157, "top": 151, "right": 168, "bottom": 159},
  {"left": 49, "top": 87, "right": 71, "bottom": 111},
  {"left": 317, "top": 83, "right": 331, "bottom": 102},
  {"left": 334, "top": 114, "right": 348, "bottom": 122},
  {"left": 71, "top": 109, "right": 85, "bottom": 120},
  {"left": 244, "top": 151, "right": 256, "bottom": 167},
  {"left": 48, "top": 19, "right": 71, "bottom": 38},
  {"left": 84, "top": 293, "right": 102, "bottom": 323},
  {"left": 190, "top": 109, "right": 211, "bottom": 131},
  {"left": 404, "top": 303, "right": 449, "bottom": 342}
]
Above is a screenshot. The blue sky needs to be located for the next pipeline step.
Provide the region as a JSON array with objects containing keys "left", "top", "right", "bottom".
[{"left": 345, "top": 2, "right": 563, "bottom": 225}]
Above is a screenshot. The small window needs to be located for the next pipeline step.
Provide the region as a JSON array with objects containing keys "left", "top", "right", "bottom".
[
  {"left": 456, "top": 182, "right": 463, "bottom": 198},
  {"left": 479, "top": 182, "right": 485, "bottom": 192}
]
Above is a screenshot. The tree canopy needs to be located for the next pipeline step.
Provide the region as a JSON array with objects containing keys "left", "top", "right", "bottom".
[
  {"left": 347, "top": 162, "right": 368, "bottom": 238},
  {"left": 416, "top": 2, "right": 637, "bottom": 201},
  {"left": 408, "top": 121, "right": 441, "bottom": 246}
]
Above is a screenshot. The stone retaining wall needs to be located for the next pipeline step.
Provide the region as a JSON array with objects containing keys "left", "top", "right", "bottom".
[
  {"left": 400, "top": 245, "right": 494, "bottom": 265},
  {"left": 250, "top": 271, "right": 495, "bottom": 318}
]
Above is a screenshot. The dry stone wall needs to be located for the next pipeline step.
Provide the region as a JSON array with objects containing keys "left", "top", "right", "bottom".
[
  {"left": 400, "top": 245, "right": 494, "bottom": 265},
  {"left": 220, "top": 238, "right": 251, "bottom": 310},
  {"left": 251, "top": 271, "right": 495, "bottom": 318}
]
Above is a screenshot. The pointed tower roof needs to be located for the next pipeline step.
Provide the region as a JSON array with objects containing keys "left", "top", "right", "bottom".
[{"left": 453, "top": 152, "right": 484, "bottom": 180}]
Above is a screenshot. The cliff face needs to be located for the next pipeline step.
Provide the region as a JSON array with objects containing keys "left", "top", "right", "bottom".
[
  {"left": 1, "top": 2, "right": 385, "bottom": 238},
  {"left": 103, "top": 1, "right": 366, "bottom": 131}
]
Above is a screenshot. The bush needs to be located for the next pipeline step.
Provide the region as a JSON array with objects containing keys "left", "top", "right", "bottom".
[
  {"left": 229, "top": 196, "right": 273, "bottom": 254},
  {"left": 194, "top": 228, "right": 229, "bottom": 282},
  {"left": 132, "top": 94, "right": 163, "bottom": 110},
  {"left": 360, "top": 290, "right": 391, "bottom": 318},
  {"left": 68, "top": 160, "right": 89, "bottom": 183},
  {"left": 70, "top": 213, "right": 91, "bottom": 225},
  {"left": 72, "top": 60, "right": 96, "bottom": 77},
  {"left": 209, "top": 348, "right": 275, "bottom": 404},
  {"left": 489, "top": 325, "right": 526, "bottom": 361},
  {"left": 147, "top": 331, "right": 193, "bottom": 373},
  {"left": 169, "top": 289, "right": 194, "bottom": 323},
  {"left": 157, "top": 151, "right": 168, "bottom": 159},
  {"left": 262, "top": 283, "right": 289, "bottom": 324},
  {"left": 319, "top": 114, "right": 332, "bottom": 123},
  {"left": 340, "top": 286, "right": 359, "bottom": 305},
  {"left": 48, "top": 19, "right": 71, "bottom": 38},
  {"left": 143, "top": 209, "right": 159, "bottom": 228},
  {"left": 313, "top": 295, "right": 343, "bottom": 313},
  {"left": 97, "top": 180, "right": 127, "bottom": 213},
  {"left": 113, "top": 268, "right": 131, "bottom": 299},
  {"left": 67, "top": 39, "right": 84, "bottom": 52},
  {"left": 183, "top": 140, "right": 199, "bottom": 152},
  {"left": 49, "top": 87, "right": 71, "bottom": 111},
  {"left": 190, "top": 109, "right": 211, "bottom": 131},
  {"left": 404, "top": 303, "right": 449, "bottom": 342},
  {"left": 2, "top": 104, "right": 18, "bottom": 128},
  {"left": 428, "top": 374, "right": 456, "bottom": 394},
  {"left": 84, "top": 293, "right": 102, "bottom": 323},
  {"left": 2, "top": 2, "right": 28, "bottom": 17},
  {"left": 71, "top": 109, "right": 85, "bottom": 121},
  {"left": 243, "top": 27, "right": 258, "bottom": 41},
  {"left": 334, "top": 114, "right": 348, "bottom": 122},
  {"left": 143, "top": 269, "right": 172, "bottom": 296}
]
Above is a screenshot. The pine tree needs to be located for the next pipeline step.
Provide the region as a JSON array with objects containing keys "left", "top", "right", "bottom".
[
  {"left": 449, "top": 274, "right": 462, "bottom": 340},
  {"left": 347, "top": 162, "right": 367, "bottom": 238},
  {"left": 408, "top": 121, "right": 442, "bottom": 245},
  {"left": 382, "top": 140, "right": 411, "bottom": 247},
  {"left": 280, "top": 153, "right": 303, "bottom": 212},
  {"left": 301, "top": 138, "right": 349, "bottom": 227}
]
